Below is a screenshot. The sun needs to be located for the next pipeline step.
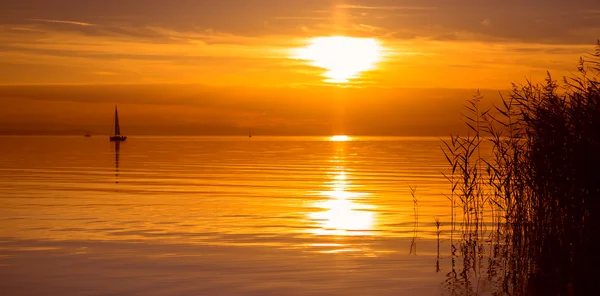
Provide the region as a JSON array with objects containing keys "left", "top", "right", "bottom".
[{"left": 293, "top": 36, "right": 384, "bottom": 83}]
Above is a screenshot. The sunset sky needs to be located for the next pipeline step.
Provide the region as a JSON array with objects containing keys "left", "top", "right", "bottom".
[{"left": 1, "top": 0, "right": 599, "bottom": 135}]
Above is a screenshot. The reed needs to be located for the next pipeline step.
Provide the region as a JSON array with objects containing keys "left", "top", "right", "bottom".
[
  {"left": 442, "top": 41, "right": 600, "bottom": 295},
  {"left": 409, "top": 186, "right": 418, "bottom": 255},
  {"left": 435, "top": 217, "right": 441, "bottom": 272}
]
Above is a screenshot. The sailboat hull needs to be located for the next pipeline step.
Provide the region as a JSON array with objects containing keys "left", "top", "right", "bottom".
[{"left": 109, "top": 136, "right": 127, "bottom": 142}]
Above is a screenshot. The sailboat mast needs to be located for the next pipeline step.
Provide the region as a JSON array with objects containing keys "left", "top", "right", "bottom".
[{"left": 114, "top": 106, "right": 121, "bottom": 136}]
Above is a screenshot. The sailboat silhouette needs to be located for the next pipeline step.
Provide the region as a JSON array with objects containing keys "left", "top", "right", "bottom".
[{"left": 109, "top": 106, "right": 127, "bottom": 142}]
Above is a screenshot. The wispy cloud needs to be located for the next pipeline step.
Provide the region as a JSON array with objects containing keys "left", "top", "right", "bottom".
[
  {"left": 336, "top": 4, "right": 437, "bottom": 11},
  {"left": 352, "top": 24, "right": 385, "bottom": 33},
  {"left": 272, "top": 16, "right": 329, "bottom": 20},
  {"left": 10, "top": 27, "right": 45, "bottom": 32},
  {"left": 29, "top": 19, "right": 95, "bottom": 27}
]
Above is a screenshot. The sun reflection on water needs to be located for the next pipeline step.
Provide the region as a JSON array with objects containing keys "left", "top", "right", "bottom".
[{"left": 309, "top": 168, "right": 375, "bottom": 236}]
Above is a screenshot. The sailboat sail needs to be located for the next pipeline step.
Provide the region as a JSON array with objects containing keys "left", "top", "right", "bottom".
[
  {"left": 110, "top": 106, "right": 126, "bottom": 141},
  {"left": 114, "top": 107, "right": 121, "bottom": 136}
]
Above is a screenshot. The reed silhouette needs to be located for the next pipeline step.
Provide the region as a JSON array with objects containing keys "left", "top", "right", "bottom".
[
  {"left": 409, "top": 186, "right": 419, "bottom": 255},
  {"left": 441, "top": 42, "right": 600, "bottom": 295},
  {"left": 435, "top": 217, "right": 441, "bottom": 273}
]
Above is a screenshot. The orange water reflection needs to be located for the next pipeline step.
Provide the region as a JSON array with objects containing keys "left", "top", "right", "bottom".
[{"left": 309, "top": 165, "right": 376, "bottom": 236}]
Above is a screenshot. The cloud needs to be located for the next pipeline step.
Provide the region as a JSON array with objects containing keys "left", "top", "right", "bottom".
[
  {"left": 353, "top": 24, "right": 385, "bottom": 33},
  {"left": 29, "top": 18, "right": 95, "bottom": 27},
  {"left": 336, "top": 5, "right": 437, "bottom": 11},
  {"left": 0, "top": 20, "right": 592, "bottom": 89},
  {"left": 0, "top": 0, "right": 597, "bottom": 88},
  {"left": 272, "top": 17, "right": 329, "bottom": 20},
  {"left": 0, "top": 0, "right": 596, "bottom": 45},
  {"left": 10, "top": 27, "right": 45, "bottom": 32},
  {"left": 0, "top": 83, "right": 502, "bottom": 135}
]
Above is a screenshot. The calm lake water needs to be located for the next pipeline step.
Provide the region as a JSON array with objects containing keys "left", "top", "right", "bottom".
[{"left": 0, "top": 136, "right": 462, "bottom": 295}]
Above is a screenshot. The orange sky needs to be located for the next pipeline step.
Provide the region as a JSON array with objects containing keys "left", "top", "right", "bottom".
[{"left": 0, "top": 0, "right": 598, "bottom": 135}]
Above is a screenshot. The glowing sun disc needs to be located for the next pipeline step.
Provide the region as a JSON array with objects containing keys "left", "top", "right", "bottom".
[{"left": 293, "top": 36, "right": 383, "bottom": 83}]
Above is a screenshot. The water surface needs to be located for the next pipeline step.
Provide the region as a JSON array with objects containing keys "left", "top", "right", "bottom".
[{"left": 0, "top": 136, "right": 456, "bottom": 295}]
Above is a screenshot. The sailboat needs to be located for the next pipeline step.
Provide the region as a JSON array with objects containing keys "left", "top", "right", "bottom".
[
  {"left": 109, "top": 106, "right": 127, "bottom": 142},
  {"left": 249, "top": 128, "right": 252, "bottom": 138}
]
